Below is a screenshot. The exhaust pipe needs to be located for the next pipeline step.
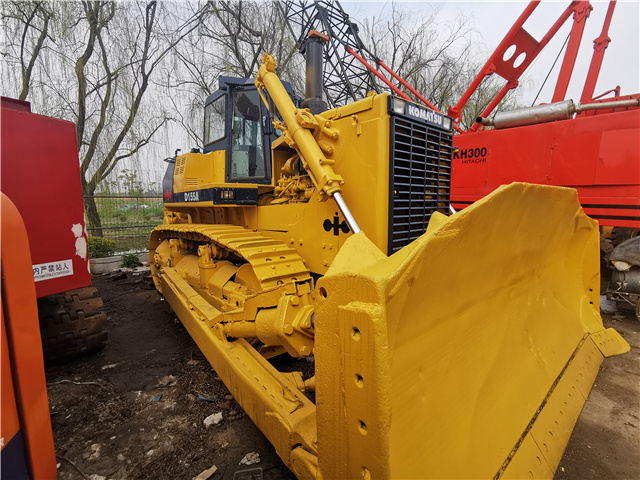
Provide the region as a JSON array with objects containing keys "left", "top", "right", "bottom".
[
  {"left": 300, "top": 30, "right": 329, "bottom": 115},
  {"left": 478, "top": 97, "right": 640, "bottom": 129},
  {"left": 299, "top": 30, "right": 359, "bottom": 233}
]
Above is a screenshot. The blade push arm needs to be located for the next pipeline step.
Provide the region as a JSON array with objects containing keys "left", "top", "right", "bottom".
[{"left": 255, "top": 54, "right": 360, "bottom": 234}]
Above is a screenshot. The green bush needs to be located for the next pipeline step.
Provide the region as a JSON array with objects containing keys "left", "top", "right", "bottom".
[
  {"left": 88, "top": 236, "right": 117, "bottom": 258},
  {"left": 121, "top": 253, "right": 140, "bottom": 268}
]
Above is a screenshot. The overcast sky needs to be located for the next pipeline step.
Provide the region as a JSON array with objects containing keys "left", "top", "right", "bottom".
[{"left": 342, "top": 0, "right": 639, "bottom": 106}]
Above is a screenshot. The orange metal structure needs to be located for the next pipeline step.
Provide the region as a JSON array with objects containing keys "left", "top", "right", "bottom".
[
  {"left": 448, "top": 1, "right": 596, "bottom": 133},
  {"left": 1, "top": 193, "right": 57, "bottom": 479},
  {"left": 450, "top": 1, "right": 640, "bottom": 228}
]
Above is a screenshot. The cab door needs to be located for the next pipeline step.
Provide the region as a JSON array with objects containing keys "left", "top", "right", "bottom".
[
  {"left": 204, "top": 84, "right": 272, "bottom": 186},
  {"left": 227, "top": 87, "right": 271, "bottom": 185}
]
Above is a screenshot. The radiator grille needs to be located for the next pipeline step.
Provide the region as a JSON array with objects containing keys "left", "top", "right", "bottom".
[{"left": 388, "top": 116, "right": 452, "bottom": 255}]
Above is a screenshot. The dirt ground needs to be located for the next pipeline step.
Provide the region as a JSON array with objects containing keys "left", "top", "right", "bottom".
[
  {"left": 555, "top": 308, "right": 640, "bottom": 480},
  {"left": 46, "top": 273, "right": 639, "bottom": 480}
]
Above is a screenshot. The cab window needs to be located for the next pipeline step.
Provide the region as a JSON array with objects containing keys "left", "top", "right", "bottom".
[
  {"left": 204, "top": 95, "right": 226, "bottom": 145},
  {"left": 230, "top": 89, "right": 266, "bottom": 180}
]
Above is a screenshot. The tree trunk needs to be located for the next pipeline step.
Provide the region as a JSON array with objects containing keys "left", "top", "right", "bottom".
[{"left": 84, "top": 192, "right": 103, "bottom": 237}]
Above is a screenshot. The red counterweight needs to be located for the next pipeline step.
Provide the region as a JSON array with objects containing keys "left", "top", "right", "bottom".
[{"left": 1, "top": 97, "right": 107, "bottom": 362}]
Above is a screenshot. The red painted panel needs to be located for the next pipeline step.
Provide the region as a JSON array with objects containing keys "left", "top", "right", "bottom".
[
  {"left": 451, "top": 146, "right": 489, "bottom": 188},
  {"left": 1, "top": 96, "right": 31, "bottom": 113},
  {"left": 595, "top": 128, "right": 640, "bottom": 185},
  {"left": 452, "top": 109, "right": 640, "bottom": 228},
  {"left": 1, "top": 100, "right": 90, "bottom": 297},
  {"left": 493, "top": 27, "right": 540, "bottom": 81},
  {"left": 549, "top": 132, "right": 600, "bottom": 185}
]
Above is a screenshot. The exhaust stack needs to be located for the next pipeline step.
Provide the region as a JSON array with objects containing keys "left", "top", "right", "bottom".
[
  {"left": 300, "top": 30, "right": 329, "bottom": 114},
  {"left": 478, "top": 98, "right": 640, "bottom": 129}
]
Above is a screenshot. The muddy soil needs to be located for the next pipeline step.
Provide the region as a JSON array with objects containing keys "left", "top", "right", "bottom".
[{"left": 46, "top": 273, "right": 639, "bottom": 480}]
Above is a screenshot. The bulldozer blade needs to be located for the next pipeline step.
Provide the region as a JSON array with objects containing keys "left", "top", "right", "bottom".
[{"left": 315, "top": 182, "right": 628, "bottom": 480}]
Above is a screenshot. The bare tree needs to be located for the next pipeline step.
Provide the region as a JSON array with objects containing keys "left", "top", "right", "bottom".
[
  {"left": 159, "top": 0, "right": 302, "bottom": 148},
  {"left": 1, "top": 1, "right": 54, "bottom": 100},
  {"left": 208, "top": 1, "right": 299, "bottom": 79},
  {"left": 360, "top": 3, "right": 521, "bottom": 130},
  {"left": 2, "top": 1, "right": 210, "bottom": 234}
]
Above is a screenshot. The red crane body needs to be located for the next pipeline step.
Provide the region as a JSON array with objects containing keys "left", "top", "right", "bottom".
[
  {"left": 451, "top": 106, "right": 639, "bottom": 227},
  {"left": 450, "top": 1, "right": 639, "bottom": 229}
]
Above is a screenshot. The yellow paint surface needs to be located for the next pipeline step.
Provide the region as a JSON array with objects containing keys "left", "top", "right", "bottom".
[{"left": 316, "top": 183, "right": 628, "bottom": 480}]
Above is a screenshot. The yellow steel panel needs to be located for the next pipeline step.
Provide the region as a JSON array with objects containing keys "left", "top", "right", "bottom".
[
  {"left": 172, "top": 149, "right": 250, "bottom": 194},
  {"left": 564, "top": 337, "right": 603, "bottom": 400},
  {"left": 174, "top": 152, "right": 215, "bottom": 192},
  {"left": 322, "top": 94, "right": 376, "bottom": 120},
  {"left": 385, "top": 184, "right": 600, "bottom": 479},
  {"left": 212, "top": 149, "right": 226, "bottom": 183},
  {"left": 254, "top": 92, "right": 392, "bottom": 274},
  {"left": 527, "top": 337, "right": 603, "bottom": 474},
  {"left": 340, "top": 304, "right": 390, "bottom": 479},
  {"left": 590, "top": 327, "right": 631, "bottom": 357},
  {"left": 315, "top": 183, "right": 629, "bottom": 480},
  {"left": 324, "top": 93, "right": 391, "bottom": 254},
  {"left": 500, "top": 434, "right": 554, "bottom": 480}
]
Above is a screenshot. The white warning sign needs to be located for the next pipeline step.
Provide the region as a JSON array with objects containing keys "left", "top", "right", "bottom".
[{"left": 33, "top": 259, "right": 74, "bottom": 282}]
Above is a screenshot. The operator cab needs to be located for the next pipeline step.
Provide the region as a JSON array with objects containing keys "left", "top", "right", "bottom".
[
  {"left": 203, "top": 76, "right": 298, "bottom": 185},
  {"left": 161, "top": 77, "right": 298, "bottom": 206}
]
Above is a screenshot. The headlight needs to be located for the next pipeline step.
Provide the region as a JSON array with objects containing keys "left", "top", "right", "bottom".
[
  {"left": 221, "top": 190, "right": 235, "bottom": 200},
  {"left": 393, "top": 98, "right": 406, "bottom": 115},
  {"left": 442, "top": 116, "right": 453, "bottom": 131}
]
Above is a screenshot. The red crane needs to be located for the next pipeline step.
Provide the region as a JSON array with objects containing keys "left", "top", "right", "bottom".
[{"left": 449, "top": 1, "right": 639, "bottom": 231}]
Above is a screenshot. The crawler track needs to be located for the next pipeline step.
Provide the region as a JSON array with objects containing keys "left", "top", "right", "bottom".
[{"left": 150, "top": 224, "right": 310, "bottom": 290}]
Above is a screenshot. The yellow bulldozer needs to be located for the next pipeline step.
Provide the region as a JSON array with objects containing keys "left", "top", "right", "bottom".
[{"left": 150, "top": 43, "right": 629, "bottom": 479}]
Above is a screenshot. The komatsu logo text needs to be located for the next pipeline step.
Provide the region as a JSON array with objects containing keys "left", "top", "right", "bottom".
[{"left": 405, "top": 104, "right": 443, "bottom": 126}]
